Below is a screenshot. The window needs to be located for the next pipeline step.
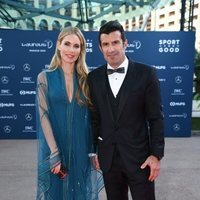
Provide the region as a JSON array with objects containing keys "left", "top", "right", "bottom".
[
  {"left": 132, "top": 17, "right": 136, "bottom": 28},
  {"left": 64, "top": 21, "right": 72, "bottom": 27},
  {"left": 160, "top": 14, "right": 165, "bottom": 19},
  {"left": 125, "top": 5, "right": 129, "bottom": 13},
  {"left": 39, "top": 19, "right": 48, "bottom": 30},
  {"left": 65, "top": 7, "right": 72, "bottom": 16},
  {"left": 125, "top": 19, "right": 129, "bottom": 30},
  {"left": 26, "top": 18, "right": 35, "bottom": 30},
  {"left": 52, "top": 20, "right": 61, "bottom": 30},
  {"left": 170, "top": 1, "right": 175, "bottom": 6},
  {"left": 159, "top": 24, "right": 164, "bottom": 28},
  {"left": 169, "top": 21, "right": 175, "bottom": 26},
  {"left": 169, "top": 11, "right": 175, "bottom": 16},
  {"left": 112, "top": 8, "right": 121, "bottom": 15}
]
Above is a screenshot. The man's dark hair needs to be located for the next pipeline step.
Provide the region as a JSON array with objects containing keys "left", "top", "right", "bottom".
[{"left": 98, "top": 20, "right": 126, "bottom": 46}]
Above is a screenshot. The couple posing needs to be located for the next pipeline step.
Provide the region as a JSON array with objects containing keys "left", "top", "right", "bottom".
[{"left": 36, "top": 20, "right": 165, "bottom": 200}]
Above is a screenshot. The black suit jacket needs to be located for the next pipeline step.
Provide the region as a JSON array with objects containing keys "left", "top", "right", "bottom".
[{"left": 88, "top": 60, "right": 165, "bottom": 173}]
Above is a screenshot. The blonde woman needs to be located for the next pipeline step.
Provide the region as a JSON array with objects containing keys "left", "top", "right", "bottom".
[{"left": 36, "top": 27, "right": 103, "bottom": 200}]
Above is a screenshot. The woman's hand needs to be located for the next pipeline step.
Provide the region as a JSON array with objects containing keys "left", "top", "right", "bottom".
[
  {"left": 90, "top": 155, "right": 100, "bottom": 170},
  {"left": 51, "top": 163, "right": 61, "bottom": 174}
]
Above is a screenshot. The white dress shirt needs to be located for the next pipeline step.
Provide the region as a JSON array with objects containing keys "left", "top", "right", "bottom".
[{"left": 107, "top": 57, "right": 129, "bottom": 98}]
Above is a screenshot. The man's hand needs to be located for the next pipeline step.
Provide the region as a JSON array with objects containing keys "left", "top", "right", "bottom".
[{"left": 140, "top": 155, "right": 161, "bottom": 182}]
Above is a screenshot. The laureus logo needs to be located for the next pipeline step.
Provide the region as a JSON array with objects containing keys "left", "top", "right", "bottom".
[
  {"left": 0, "top": 38, "right": 3, "bottom": 52},
  {"left": 44, "top": 40, "right": 53, "bottom": 49}
]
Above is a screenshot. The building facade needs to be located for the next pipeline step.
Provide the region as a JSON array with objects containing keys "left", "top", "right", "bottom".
[{"left": 0, "top": 0, "right": 200, "bottom": 50}]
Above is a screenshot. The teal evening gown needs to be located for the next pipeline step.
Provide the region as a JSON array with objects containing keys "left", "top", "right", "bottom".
[{"left": 36, "top": 67, "right": 103, "bottom": 200}]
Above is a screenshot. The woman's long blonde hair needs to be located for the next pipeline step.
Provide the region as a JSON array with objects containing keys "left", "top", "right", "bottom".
[{"left": 49, "top": 27, "right": 91, "bottom": 105}]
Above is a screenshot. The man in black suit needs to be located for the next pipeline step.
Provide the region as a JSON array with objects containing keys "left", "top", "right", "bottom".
[{"left": 88, "top": 20, "right": 165, "bottom": 200}]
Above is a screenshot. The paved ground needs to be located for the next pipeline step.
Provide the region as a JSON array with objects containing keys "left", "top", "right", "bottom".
[{"left": 0, "top": 135, "right": 200, "bottom": 200}]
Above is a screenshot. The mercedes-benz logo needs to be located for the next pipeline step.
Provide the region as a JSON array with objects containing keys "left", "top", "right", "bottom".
[
  {"left": 3, "top": 125, "right": 12, "bottom": 133},
  {"left": 23, "top": 63, "right": 31, "bottom": 72},
  {"left": 173, "top": 123, "right": 180, "bottom": 132},
  {"left": 25, "top": 113, "right": 32, "bottom": 121},
  {"left": 1, "top": 76, "right": 9, "bottom": 84},
  {"left": 175, "top": 76, "right": 182, "bottom": 84}
]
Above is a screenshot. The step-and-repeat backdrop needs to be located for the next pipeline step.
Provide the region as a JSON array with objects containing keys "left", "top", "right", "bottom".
[{"left": 0, "top": 30, "right": 195, "bottom": 139}]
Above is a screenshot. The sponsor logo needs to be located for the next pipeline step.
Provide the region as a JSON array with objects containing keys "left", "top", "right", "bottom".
[
  {"left": 175, "top": 76, "right": 182, "bottom": 84},
  {"left": 21, "top": 39, "right": 53, "bottom": 52},
  {"left": 1, "top": 76, "right": 9, "bottom": 84},
  {"left": 22, "top": 126, "right": 36, "bottom": 133},
  {"left": 19, "top": 90, "right": 36, "bottom": 95},
  {"left": 0, "top": 89, "right": 13, "bottom": 96},
  {"left": 86, "top": 39, "right": 93, "bottom": 53},
  {"left": 153, "top": 65, "right": 166, "bottom": 70},
  {"left": 173, "top": 123, "right": 180, "bottom": 132},
  {"left": 25, "top": 113, "right": 32, "bottom": 121},
  {"left": 23, "top": 63, "right": 31, "bottom": 72},
  {"left": 0, "top": 103, "right": 15, "bottom": 107},
  {"left": 0, "top": 38, "right": 3, "bottom": 52},
  {"left": 3, "top": 125, "right": 12, "bottom": 133},
  {"left": 171, "top": 64, "right": 189, "bottom": 70},
  {"left": 20, "top": 77, "right": 35, "bottom": 84},
  {"left": 126, "top": 40, "right": 141, "bottom": 53},
  {"left": 159, "top": 78, "right": 166, "bottom": 82},
  {"left": 159, "top": 39, "right": 180, "bottom": 53},
  {"left": 170, "top": 102, "right": 186, "bottom": 106},
  {"left": 20, "top": 103, "right": 35, "bottom": 107},
  {"left": 169, "top": 113, "right": 187, "bottom": 118},
  {"left": 0, "top": 65, "right": 15, "bottom": 70},
  {"left": 171, "top": 89, "right": 185, "bottom": 96},
  {"left": 0, "top": 114, "right": 17, "bottom": 120}
]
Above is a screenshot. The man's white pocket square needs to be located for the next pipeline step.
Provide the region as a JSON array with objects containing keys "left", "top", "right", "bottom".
[{"left": 98, "top": 136, "right": 103, "bottom": 141}]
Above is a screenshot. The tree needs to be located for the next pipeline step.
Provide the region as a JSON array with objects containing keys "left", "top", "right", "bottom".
[{"left": 193, "top": 49, "right": 200, "bottom": 105}]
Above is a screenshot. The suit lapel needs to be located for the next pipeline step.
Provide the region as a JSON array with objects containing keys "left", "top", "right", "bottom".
[{"left": 116, "top": 61, "right": 136, "bottom": 122}]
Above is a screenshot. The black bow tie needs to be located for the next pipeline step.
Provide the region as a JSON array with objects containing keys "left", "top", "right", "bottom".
[{"left": 107, "top": 67, "right": 125, "bottom": 75}]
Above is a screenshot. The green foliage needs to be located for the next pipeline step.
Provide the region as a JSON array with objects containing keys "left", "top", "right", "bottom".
[
  {"left": 192, "top": 117, "right": 200, "bottom": 130},
  {"left": 194, "top": 49, "right": 200, "bottom": 67},
  {"left": 193, "top": 50, "right": 200, "bottom": 107}
]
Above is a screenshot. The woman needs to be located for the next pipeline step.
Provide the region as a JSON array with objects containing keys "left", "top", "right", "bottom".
[{"left": 36, "top": 27, "right": 103, "bottom": 200}]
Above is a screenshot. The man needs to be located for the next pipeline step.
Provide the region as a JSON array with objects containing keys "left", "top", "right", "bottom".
[{"left": 88, "top": 20, "right": 165, "bottom": 200}]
